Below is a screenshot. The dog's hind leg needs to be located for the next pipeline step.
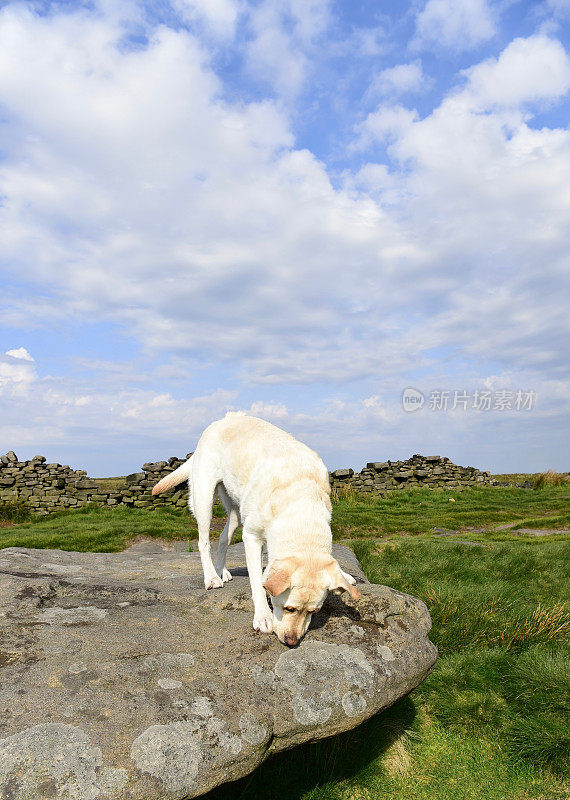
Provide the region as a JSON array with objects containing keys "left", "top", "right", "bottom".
[
  {"left": 215, "top": 484, "right": 239, "bottom": 583},
  {"left": 192, "top": 461, "right": 223, "bottom": 590}
]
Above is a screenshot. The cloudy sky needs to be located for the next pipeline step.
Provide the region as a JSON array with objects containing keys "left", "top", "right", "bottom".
[{"left": 1, "top": 0, "right": 569, "bottom": 476}]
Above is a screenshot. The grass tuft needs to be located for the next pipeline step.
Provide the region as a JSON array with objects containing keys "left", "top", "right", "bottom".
[
  {"left": 534, "top": 471, "right": 569, "bottom": 489},
  {"left": 503, "top": 646, "right": 570, "bottom": 713},
  {"left": 0, "top": 499, "right": 32, "bottom": 524},
  {"left": 490, "top": 602, "right": 570, "bottom": 650},
  {"left": 507, "top": 710, "right": 570, "bottom": 773},
  {"left": 330, "top": 485, "right": 368, "bottom": 504}
]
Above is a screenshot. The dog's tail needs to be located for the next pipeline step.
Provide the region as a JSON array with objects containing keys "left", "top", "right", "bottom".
[{"left": 151, "top": 455, "right": 193, "bottom": 496}]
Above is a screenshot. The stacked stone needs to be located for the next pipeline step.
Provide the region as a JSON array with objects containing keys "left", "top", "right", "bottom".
[
  {"left": 0, "top": 451, "right": 96, "bottom": 515},
  {"left": 0, "top": 451, "right": 191, "bottom": 515},
  {"left": 1, "top": 449, "right": 496, "bottom": 516},
  {"left": 125, "top": 455, "right": 192, "bottom": 509},
  {"left": 330, "top": 454, "right": 496, "bottom": 494}
]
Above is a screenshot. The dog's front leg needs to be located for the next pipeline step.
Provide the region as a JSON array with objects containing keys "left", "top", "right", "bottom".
[
  {"left": 341, "top": 569, "right": 357, "bottom": 585},
  {"left": 243, "top": 529, "right": 273, "bottom": 634}
]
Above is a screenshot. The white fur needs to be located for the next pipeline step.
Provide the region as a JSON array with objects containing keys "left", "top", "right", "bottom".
[{"left": 152, "top": 412, "right": 357, "bottom": 643}]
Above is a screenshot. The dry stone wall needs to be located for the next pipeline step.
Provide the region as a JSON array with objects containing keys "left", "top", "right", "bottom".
[
  {"left": 0, "top": 450, "right": 496, "bottom": 515},
  {"left": 330, "top": 454, "right": 496, "bottom": 493},
  {"left": 0, "top": 451, "right": 192, "bottom": 516}
]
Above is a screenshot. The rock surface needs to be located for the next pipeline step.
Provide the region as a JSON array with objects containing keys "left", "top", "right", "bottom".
[{"left": 0, "top": 541, "right": 437, "bottom": 799}]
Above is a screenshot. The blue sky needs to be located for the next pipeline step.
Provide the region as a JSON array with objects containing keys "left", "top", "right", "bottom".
[{"left": 1, "top": 0, "right": 569, "bottom": 476}]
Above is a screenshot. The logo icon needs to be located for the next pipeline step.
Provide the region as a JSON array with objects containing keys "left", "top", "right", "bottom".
[{"left": 402, "top": 387, "right": 425, "bottom": 412}]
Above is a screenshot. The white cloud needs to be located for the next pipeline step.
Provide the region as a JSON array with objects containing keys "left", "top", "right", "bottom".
[
  {"left": 172, "top": 0, "right": 240, "bottom": 38},
  {"left": 345, "top": 26, "right": 387, "bottom": 58},
  {"left": 367, "top": 62, "right": 426, "bottom": 99},
  {"left": 353, "top": 36, "right": 570, "bottom": 383},
  {"left": 287, "top": 0, "right": 331, "bottom": 42},
  {"left": 244, "top": 0, "right": 330, "bottom": 97},
  {"left": 413, "top": 0, "right": 496, "bottom": 53},
  {"left": 0, "top": 348, "right": 238, "bottom": 465},
  {"left": 248, "top": 400, "right": 288, "bottom": 419},
  {"left": 0, "top": 12, "right": 567, "bottom": 395},
  {"left": 5, "top": 347, "right": 34, "bottom": 361},
  {"left": 0, "top": 350, "right": 37, "bottom": 394},
  {"left": 460, "top": 34, "right": 570, "bottom": 110},
  {"left": 354, "top": 105, "right": 418, "bottom": 149}
]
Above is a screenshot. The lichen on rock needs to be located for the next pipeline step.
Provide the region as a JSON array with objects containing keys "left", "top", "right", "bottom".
[{"left": 0, "top": 723, "right": 128, "bottom": 800}]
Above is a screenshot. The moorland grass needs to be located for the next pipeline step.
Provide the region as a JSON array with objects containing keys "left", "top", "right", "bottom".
[
  {"left": 511, "top": 511, "right": 570, "bottom": 529},
  {"left": 331, "top": 484, "right": 570, "bottom": 539},
  {"left": 1, "top": 487, "right": 569, "bottom": 799},
  {"left": 533, "top": 471, "right": 570, "bottom": 489},
  {"left": 0, "top": 504, "right": 197, "bottom": 551},
  {"left": 0, "top": 499, "right": 32, "bottom": 524}
]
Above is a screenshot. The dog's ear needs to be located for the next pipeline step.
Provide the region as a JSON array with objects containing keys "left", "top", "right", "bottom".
[
  {"left": 263, "top": 558, "right": 298, "bottom": 597},
  {"left": 325, "top": 560, "right": 360, "bottom": 601}
]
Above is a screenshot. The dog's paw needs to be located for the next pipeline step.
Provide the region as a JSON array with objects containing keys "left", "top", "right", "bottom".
[
  {"left": 341, "top": 570, "right": 357, "bottom": 585},
  {"left": 220, "top": 568, "right": 233, "bottom": 583},
  {"left": 205, "top": 575, "right": 224, "bottom": 589},
  {"left": 253, "top": 611, "right": 273, "bottom": 634}
]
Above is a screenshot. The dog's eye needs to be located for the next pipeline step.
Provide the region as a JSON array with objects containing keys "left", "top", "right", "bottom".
[{"left": 284, "top": 606, "right": 296, "bottom": 614}]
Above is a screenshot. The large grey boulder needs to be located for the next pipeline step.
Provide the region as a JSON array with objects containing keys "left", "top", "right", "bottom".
[{"left": 0, "top": 541, "right": 436, "bottom": 800}]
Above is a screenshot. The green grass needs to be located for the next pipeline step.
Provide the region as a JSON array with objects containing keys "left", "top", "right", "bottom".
[
  {"left": 533, "top": 472, "right": 570, "bottom": 489},
  {"left": 493, "top": 473, "right": 539, "bottom": 484},
  {"left": 1, "top": 489, "right": 569, "bottom": 800},
  {"left": 493, "top": 472, "right": 569, "bottom": 488},
  {"left": 510, "top": 512, "right": 570, "bottom": 530},
  {"left": 354, "top": 537, "right": 569, "bottom": 654},
  {"left": 0, "top": 504, "right": 198, "bottom": 551},
  {"left": 0, "top": 499, "right": 32, "bottom": 524},
  {"left": 331, "top": 484, "right": 570, "bottom": 539}
]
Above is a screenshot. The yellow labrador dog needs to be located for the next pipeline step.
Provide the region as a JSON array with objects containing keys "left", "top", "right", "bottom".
[{"left": 152, "top": 412, "right": 359, "bottom": 646}]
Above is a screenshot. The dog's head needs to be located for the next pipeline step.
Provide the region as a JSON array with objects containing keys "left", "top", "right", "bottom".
[{"left": 263, "top": 554, "right": 360, "bottom": 646}]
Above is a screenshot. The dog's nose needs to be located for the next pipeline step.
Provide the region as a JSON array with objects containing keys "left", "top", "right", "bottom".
[{"left": 283, "top": 634, "right": 299, "bottom": 647}]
